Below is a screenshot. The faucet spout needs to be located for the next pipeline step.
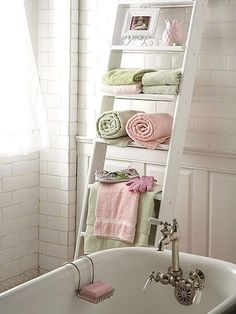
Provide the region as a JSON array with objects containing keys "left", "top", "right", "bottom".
[
  {"left": 157, "top": 222, "right": 171, "bottom": 251},
  {"left": 170, "top": 219, "right": 180, "bottom": 273},
  {"left": 156, "top": 219, "right": 181, "bottom": 273},
  {"left": 146, "top": 218, "right": 205, "bottom": 306},
  {"left": 157, "top": 235, "right": 171, "bottom": 251}
]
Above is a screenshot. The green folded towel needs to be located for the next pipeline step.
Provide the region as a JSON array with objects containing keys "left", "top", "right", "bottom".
[
  {"left": 142, "top": 69, "right": 181, "bottom": 86},
  {"left": 84, "top": 182, "right": 162, "bottom": 254},
  {"left": 103, "top": 68, "right": 156, "bottom": 85},
  {"left": 96, "top": 110, "right": 141, "bottom": 147},
  {"left": 142, "top": 85, "right": 179, "bottom": 95}
]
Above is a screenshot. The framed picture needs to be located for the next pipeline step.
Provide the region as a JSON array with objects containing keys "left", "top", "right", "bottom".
[{"left": 121, "top": 8, "right": 160, "bottom": 39}]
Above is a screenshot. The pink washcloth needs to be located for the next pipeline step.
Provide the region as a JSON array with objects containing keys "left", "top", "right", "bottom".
[
  {"left": 102, "top": 82, "right": 142, "bottom": 94},
  {"left": 125, "top": 113, "right": 173, "bottom": 149},
  {"left": 94, "top": 182, "right": 140, "bottom": 243},
  {"left": 126, "top": 176, "right": 157, "bottom": 193}
]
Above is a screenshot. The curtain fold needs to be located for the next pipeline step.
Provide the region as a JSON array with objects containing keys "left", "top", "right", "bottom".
[{"left": 0, "top": 0, "right": 48, "bottom": 157}]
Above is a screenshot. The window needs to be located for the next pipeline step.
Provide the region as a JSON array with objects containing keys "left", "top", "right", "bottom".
[{"left": 0, "top": 0, "right": 48, "bottom": 156}]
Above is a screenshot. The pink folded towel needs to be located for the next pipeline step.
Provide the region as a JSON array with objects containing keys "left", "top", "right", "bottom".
[
  {"left": 102, "top": 82, "right": 142, "bottom": 94},
  {"left": 125, "top": 113, "right": 173, "bottom": 150},
  {"left": 94, "top": 182, "right": 140, "bottom": 243}
]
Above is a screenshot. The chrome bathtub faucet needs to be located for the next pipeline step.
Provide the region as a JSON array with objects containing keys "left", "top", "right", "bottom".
[{"left": 145, "top": 218, "right": 205, "bottom": 306}]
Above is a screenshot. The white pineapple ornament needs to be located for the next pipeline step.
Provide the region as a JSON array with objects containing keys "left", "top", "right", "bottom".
[{"left": 162, "top": 19, "right": 184, "bottom": 46}]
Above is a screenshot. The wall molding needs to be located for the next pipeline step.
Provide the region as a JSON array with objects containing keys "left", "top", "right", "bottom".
[{"left": 76, "top": 136, "right": 236, "bottom": 174}]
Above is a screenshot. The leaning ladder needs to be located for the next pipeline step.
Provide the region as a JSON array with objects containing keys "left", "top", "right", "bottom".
[{"left": 74, "top": 0, "right": 208, "bottom": 259}]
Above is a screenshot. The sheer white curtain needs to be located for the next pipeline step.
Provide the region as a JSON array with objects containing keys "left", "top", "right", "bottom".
[{"left": 0, "top": 0, "right": 48, "bottom": 157}]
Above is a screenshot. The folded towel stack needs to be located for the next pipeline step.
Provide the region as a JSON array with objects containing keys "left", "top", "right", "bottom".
[
  {"left": 142, "top": 69, "right": 182, "bottom": 95},
  {"left": 102, "top": 68, "right": 156, "bottom": 94}
]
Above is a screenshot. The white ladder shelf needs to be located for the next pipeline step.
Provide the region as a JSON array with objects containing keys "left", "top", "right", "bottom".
[{"left": 74, "top": 0, "right": 208, "bottom": 259}]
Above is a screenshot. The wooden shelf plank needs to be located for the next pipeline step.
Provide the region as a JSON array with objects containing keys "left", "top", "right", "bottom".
[
  {"left": 102, "top": 92, "right": 176, "bottom": 102},
  {"left": 119, "top": 0, "right": 194, "bottom": 6},
  {"left": 75, "top": 136, "right": 170, "bottom": 152},
  {"left": 111, "top": 45, "right": 185, "bottom": 54}
]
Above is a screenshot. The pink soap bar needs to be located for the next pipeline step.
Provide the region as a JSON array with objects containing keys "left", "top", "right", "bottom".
[{"left": 80, "top": 281, "right": 113, "bottom": 298}]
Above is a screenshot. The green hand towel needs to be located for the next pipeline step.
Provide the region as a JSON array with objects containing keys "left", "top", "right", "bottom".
[
  {"left": 96, "top": 110, "right": 141, "bottom": 147},
  {"left": 84, "top": 182, "right": 162, "bottom": 254},
  {"left": 103, "top": 68, "right": 156, "bottom": 85},
  {"left": 142, "top": 69, "right": 182, "bottom": 86},
  {"left": 142, "top": 85, "right": 179, "bottom": 95}
]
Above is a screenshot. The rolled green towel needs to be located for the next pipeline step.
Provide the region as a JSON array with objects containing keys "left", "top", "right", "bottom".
[
  {"left": 103, "top": 68, "right": 156, "bottom": 85},
  {"left": 142, "top": 85, "right": 179, "bottom": 95},
  {"left": 142, "top": 69, "right": 182, "bottom": 86},
  {"left": 96, "top": 110, "right": 141, "bottom": 147}
]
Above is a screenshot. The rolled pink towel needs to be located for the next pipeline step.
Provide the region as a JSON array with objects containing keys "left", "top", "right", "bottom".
[{"left": 125, "top": 113, "right": 173, "bottom": 150}]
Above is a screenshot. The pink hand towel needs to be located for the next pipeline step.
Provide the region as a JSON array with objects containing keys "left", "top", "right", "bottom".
[
  {"left": 125, "top": 113, "right": 173, "bottom": 150},
  {"left": 94, "top": 182, "right": 140, "bottom": 244}
]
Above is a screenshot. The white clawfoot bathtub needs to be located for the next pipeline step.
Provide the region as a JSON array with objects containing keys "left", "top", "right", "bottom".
[{"left": 0, "top": 247, "right": 236, "bottom": 314}]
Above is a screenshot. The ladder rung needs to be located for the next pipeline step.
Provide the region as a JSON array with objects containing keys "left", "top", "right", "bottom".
[
  {"left": 111, "top": 45, "right": 185, "bottom": 54},
  {"left": 88, "top": 183, "right": 162, "bottom": 197},
  {"left": 95, "top": 137, "right": 169, "bottom": 151},
  {"left": 119, "top": 0, "right": 194, "bottom": 7},
  {"left": 103, "top": 92, "right": 176, "bottom": 102}
]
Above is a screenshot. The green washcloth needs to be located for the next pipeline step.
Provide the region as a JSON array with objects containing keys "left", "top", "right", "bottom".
[
  {"left": 96, "top": 110, "right": 141, "bottom": 147},
  {"left": 142, "top": 85, "right": 179, "bottom": 95},
  {"left": 84, "top": 182, "right": 162, "bottom": 254},
  {"left": 142, "top": 69, "right": 181, "bottom": 86},
  {"left": 103, "top": 68, "right": 156, "bottom": 85}
]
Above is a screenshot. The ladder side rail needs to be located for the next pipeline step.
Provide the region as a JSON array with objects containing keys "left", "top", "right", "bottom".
[
  {"left": 74, "top": 97, "right": 118, "bottom": 258},
  {"left": 74, "top": 142, "right": 108, "bottom": 258},
  {"left": 74, "top": 2, "right": 124, "bottom": 259},
  {"left": 155, "top": 0, "right": 208, "bottom": 245}
]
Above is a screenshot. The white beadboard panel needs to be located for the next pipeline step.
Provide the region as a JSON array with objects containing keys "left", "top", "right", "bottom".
[
  {"left": 145, "top": 164, "right": 194, "bottom": 253},
  {"left": 76, "top": 139, "right": 236, "bottom": 263},
  {"left": 209, "top": 172, "right": 236, "bottom": 263},
  {"left": 104, "top": 160, "right": 145, "bottom": 176},
  {"left": 190, "top": 170, "right": 208, "bottom": 256}
]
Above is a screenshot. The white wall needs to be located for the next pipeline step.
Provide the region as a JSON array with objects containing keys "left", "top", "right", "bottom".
[
  {"left": 78, "top": 0, "right": 236, "bottom": 155},
  {"left": 0, "top": 0, "right": 79, "bottom": 290},
  {"left": 77, "top": 0, "right": 236, "bottom": 262},
  {"left": 0, "top": 0, "right": 39, "bottom": 292},
  {"left": 38, "top": 0, "right": 78, "bottom": 274}
]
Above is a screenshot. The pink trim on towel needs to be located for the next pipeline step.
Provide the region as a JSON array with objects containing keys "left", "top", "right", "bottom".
[
  {"left": 102, "top": 83, "right": 142, "bottom": 94},
  {"left": 125, "top": 113, "right": 173, "bottom": 150},
  {"left": 94, "top": 182, "right": 140, "bottom": 243}
]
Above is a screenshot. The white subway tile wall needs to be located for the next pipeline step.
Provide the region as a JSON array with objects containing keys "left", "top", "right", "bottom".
[
  {"left": 38, "top": 0, "right": 78, "bottom": 274},
  {"left": 78, "top": 0, "right": 236, "bottom": 154},
  {"left": 0, "top": 153, "right": 39, "bottom": 283},
  {"left": 0, "top": 0, "right": 78, "bottom": 288},
  {"left": 0, "top": 1, "right": 39, "bottom": 287}
]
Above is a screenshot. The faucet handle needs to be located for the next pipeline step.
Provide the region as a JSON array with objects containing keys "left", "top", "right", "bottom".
[
  {"left": 142, "top": 270, "right": 155, "bottom": 292},
  {"left": 148, "top": 217, "right": 164, "bottom": 226}
]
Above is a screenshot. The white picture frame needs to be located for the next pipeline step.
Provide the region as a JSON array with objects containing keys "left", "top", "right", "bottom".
[{"left": 121, "top": 8, "right": 160, "bottom": 38}]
